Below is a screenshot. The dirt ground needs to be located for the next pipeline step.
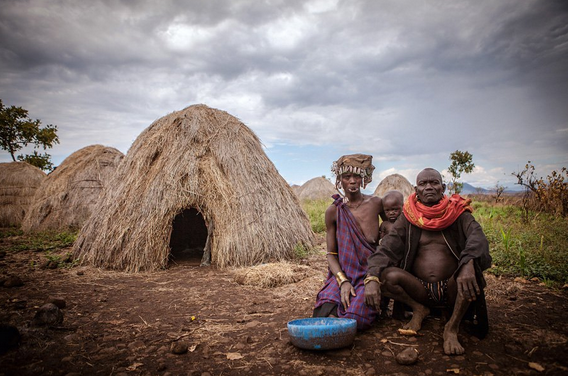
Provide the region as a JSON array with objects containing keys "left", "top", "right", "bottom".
[{"left": 1, "top": 233, "right": 567, "bottom": 376}]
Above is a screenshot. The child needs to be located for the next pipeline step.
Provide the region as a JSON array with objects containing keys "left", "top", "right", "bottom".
[
  {"left": 378, "top": 190, "right": 404, "bottom": 317},
  {"left": 379, "top": 190, "right": 404, "bottom": 241}
]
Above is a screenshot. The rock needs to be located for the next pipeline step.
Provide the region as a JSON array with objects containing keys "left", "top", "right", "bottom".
[
  {"left": 156, "top": 363, "right": 167, "bottom": 372},
  {"left": 170, "top": 341, "right": 188, "bottom": 354},
  {"left": 3, "top": 276, "right": 23, "bottom": 287},
  {"left": 0, "top": 325, "right": 20, "bottom": 354},
  {"left": 528, "top": 362, "right": 545, "bottom": 372},
  {"left": 48, "top": 297, "right": 66, "bottom": 309},
  {"left": 32, "top": 303, "right": 64, "bottom": 326},
  {"left": 396, "top": 347, "right": 419, "bottom": 365}
]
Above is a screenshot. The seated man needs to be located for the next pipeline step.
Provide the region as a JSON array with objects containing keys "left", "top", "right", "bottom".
[
  {"left": 364, "top": 168, "right": 491, "bottom": 354},
  {"left": 313, "top": 154, "right": 384, "bottom": 330},
  {"left": 379, "top": 190, "right": 404, "bottom": 241}
]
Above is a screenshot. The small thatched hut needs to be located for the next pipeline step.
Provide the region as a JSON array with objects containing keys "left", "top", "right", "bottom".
[
  {"left": 73, "top": 104, "right": 315, "bottom": 272},
  {"left": 290, "top": 184, "right": 302, "bottom": 197},
  {"left": 373, "top": 173, "right": 414, "bottom": 201},
  {"left": 0, "top": 162, "right": 46, "bottom": 227},
  {"left": 296, "top": 177, "right": 336, "bottom": 201},
  {"left": 21, "top": 145, "right": 124, "bottom": 232}
]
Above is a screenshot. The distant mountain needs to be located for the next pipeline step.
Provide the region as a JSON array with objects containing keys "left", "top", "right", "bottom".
[
  {"left": 447, "top": 182, "right": 524, "bottom": 195},
  {"left": 447, "top": 182, "right": 488, "bottom": 194}
]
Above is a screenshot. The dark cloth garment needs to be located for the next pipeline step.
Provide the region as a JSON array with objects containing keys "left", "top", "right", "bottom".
[
  {"left": 367, "top": 212, "right": 491, "bottom": 286},
  {"left": 417, "top": 277, "right": 449, "bottom": 305},
  {"left": 312, "top": 302, "right": 338, "bottom": 318},
  {"left": 367, "top": 211, "right": 491, "bottom": 334},
  {"left": 314, "top": 195, "right": 378, "bottom": 330}
]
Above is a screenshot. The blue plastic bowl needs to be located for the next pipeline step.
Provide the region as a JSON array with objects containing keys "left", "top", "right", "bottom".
[{"left": 287, "top": 317, "right": 357, "bottom": 350}]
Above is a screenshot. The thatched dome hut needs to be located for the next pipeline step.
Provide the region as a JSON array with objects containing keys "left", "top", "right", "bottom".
[
  {"left": 21, "top": 145, "right": 124, "bottom": 232},
  {"left": 373, "top": 173, "right": 414, "bottom": 201},
  {"left": 297, "top": 177, "right": 336, "bottom": 201},
  {"left": 290, "top": 184, "right": 302, "bottom": 197},
  {"left": 73, "top": 104, "right": 315, "bottom": 272},
  {"left": 0, "top": 162, "right": 46, "bottom": 227}
]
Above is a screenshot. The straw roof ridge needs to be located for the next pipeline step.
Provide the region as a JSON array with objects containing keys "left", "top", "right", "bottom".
[
  {"left": 0, "top": 162, "right": 47, "bottom": 227},
  {"left": 373, "top": 173, "right": 414, "bottom": 201},
  {"left": 21, "top": 145, "right": 124, "bottom": 232},
  {"left": 74, "top": 104, "right": 315, "bottom": 272}
]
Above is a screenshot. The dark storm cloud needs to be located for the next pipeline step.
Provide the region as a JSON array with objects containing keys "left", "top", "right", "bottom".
[{"left": 0, "top": 0, "right": 566, "bottom": 186}]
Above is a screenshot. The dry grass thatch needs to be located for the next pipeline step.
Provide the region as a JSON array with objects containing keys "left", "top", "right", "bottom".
[
  {"left": 373, "top": 173, "right": 414, "bottom": 201},
  {"left": 296, "top": 176, "right": 336, "bottom": 201},
  {"left": 232, "top": 261, "right": 314, "bottom": 288},
  {"left": 21, "top": 145, "right": 124, "bottom": 232},
  {"left": 73, "top": 104, "right": 315, "bottom": 272},
  {"left": 0, "top": 162, "right": 47, "bottom": 227}
]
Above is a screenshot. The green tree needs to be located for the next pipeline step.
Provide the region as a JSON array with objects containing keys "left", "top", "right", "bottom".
[
  {"left": 0, "top": 99, "right": 59, "bottom": 171},
  {"left": 447, "top": 150, "right": 475, "bottom": 194}
]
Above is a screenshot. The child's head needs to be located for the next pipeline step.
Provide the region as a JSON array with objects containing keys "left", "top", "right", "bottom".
[{"left": 383, "top": 190, "right": 404, "bottom": 223}]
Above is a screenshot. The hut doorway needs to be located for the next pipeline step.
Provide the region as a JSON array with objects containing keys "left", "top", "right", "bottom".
[{"left": 169, "top": 208, "right": 208, "bottom": 265}]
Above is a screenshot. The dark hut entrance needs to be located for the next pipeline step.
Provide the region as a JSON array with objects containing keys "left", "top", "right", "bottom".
[{"left": 169, "top": 208, "right": 208, "bottom": 265}]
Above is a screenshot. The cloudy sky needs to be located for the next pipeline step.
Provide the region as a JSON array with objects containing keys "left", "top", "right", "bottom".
[{"left": 1, "top": 0, "right": 567, "bottom": 192}]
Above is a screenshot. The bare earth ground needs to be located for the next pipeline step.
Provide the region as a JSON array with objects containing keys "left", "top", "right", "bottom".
[{"left": 1, "top": 233, "right": 567, "bottom": 376}]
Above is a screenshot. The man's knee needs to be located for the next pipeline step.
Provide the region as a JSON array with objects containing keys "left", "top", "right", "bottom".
[{"left": 381, "top": 267, "right": 410, "bottom": 287}]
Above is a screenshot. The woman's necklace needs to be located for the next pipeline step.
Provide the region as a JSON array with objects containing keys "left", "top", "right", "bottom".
[{"left": 346, "top": 197, "right": 364, "bottom": 210}]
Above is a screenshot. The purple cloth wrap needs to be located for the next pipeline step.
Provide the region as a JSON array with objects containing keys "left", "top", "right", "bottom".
[{"left": 314, "top": 194, "right": 378, "bottom": 330}]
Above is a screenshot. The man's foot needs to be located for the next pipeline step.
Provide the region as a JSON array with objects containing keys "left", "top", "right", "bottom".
[
  {"left": 443, "top": 326, "right": 465, "bottom": 355},
  {"left": 402, "top": 305, "right": 430, "bottom": 332}
]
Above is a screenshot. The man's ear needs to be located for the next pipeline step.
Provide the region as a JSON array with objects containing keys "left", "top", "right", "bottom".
[{"left": 442, "top": 183, "right": 446, "bottom": 193}]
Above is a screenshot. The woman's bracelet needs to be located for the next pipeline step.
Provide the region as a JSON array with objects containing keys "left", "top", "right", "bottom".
[{"left": 335, "top": 271, "right": 350, "bottom": 286}]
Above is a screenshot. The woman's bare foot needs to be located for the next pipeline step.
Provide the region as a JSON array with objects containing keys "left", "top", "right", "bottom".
[
  {"left": 443, "top": 325, "right": 465, "bottom": 355},
  {"left": 402, "top": 305, "right": 430, "bottom": 332}
]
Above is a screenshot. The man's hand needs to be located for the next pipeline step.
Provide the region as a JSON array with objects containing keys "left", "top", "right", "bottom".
[
  {"left": 364, "top": 281, "right": 381, "bottom": 311},
  {"left": 456, "top": 259, "right": 480, "bottom": 302},
  {"left": 340, "top": 282, "right": 356, "bottom": 310}
]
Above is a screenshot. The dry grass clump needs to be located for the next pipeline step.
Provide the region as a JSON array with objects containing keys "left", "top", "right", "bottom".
[
  {"left": 74, "top": 104, "right": 314, "bottom": 272},
  {"left": 233, "top": 261, "right": 314, "bottom": 288},
  {"left": 0, "top": 162, "right": 46, "bottom": 227},
  {"left": 373, "top": 173, "right": 414, "bottom": 201},
  {"left": 22, "top": 145, "right": 124, "bottom": 232},
  {"left": 296, "top": 177, "right": 336, "bottom": 201}
]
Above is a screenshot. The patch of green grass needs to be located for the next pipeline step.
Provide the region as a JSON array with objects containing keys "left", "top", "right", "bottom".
[
  {"left": 0, "top": 227, "right": 24, "bottom": 238},
  {"left": 473, "top": 202, "right": 568, "bottom": 285},
  {"left": 43, "top": 250, "right": 77, "bottom": 269},
  {"left": 301, "top": 199, "right": 330, "bottom": 234},
  {"left": 0, "top": 229, "right": 78, "bottom": 253},
  {"left": 293, "top": 243, "right": 310, "bottom": 259}
]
